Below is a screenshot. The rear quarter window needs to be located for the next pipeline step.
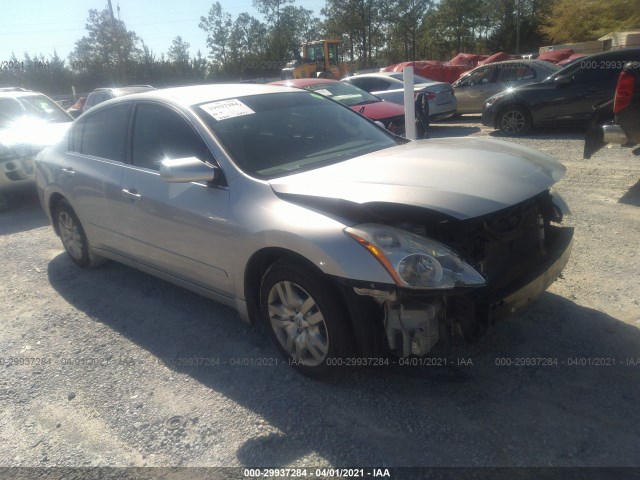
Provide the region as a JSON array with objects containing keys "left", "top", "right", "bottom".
[{"left": 75, "top": 103, "right": 131, "bottom": 161}]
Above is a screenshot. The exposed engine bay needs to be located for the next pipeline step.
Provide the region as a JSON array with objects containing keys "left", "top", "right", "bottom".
[{"left": 354, "top": 190, "right": 572, "bottom": 358}]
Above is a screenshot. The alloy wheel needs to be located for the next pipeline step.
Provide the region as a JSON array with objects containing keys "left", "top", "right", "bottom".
[
  {"left": 58, "top": 210, "right": 84, "bottom": 260},
  {"left": 267, "top": 280, "right": 329, "bottom": 366},
  {"left": 500, "top": 109, "right": 527, "bottom": 134}
]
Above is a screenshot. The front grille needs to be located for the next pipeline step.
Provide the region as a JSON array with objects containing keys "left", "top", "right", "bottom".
[
  {"left": 394, "top": 192, "right": 555, "bottom": 293},
  {"left": 439, "top": 193, "right": 551, "bottom": 291}
]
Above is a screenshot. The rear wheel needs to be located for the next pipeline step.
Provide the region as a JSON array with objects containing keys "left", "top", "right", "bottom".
[
  {"left": 260, "top": 258, "right": 354, "bottom": 376},
  {"left": 55, "top": 199, "right": 105, "bottom": 268},
  {"left": 498, "top": 106, "right": 531, "bottom": 136}
]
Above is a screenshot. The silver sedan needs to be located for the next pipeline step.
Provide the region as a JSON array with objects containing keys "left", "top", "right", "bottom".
[
  {"left": 1, "top": 88, "right": 72, "bottom": 210},
  {"left": 36, "top": 84, "right": 573, "bottom": 375},
  {"left": 342, "top": 72, "right": 457, "bottom": 121},
  {"left": 453, "top": 60, "right": 560, "bottom": 114}
]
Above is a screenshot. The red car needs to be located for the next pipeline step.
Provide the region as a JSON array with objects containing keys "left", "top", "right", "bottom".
[{"left": 271, "top": 78, "right": 409, "bottom": 136}]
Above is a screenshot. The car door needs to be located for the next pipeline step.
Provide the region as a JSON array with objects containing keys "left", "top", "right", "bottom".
[
  {"left": 119, "top": 101, "right": 233, "bottom": 296},
  {"left": 454, "top": 66, "right": 497, "bottom": 113},
  {"left": 60, "top": 103, "right": 130, "bottom": 251},
  {"left": 558, "top": 67, "right": 616, "bottom": 122},
  {"left": 535, "top": 55, "right": 633, "bottom": 125}
]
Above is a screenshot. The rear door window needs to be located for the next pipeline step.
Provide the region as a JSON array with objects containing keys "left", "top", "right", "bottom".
[
  {"left": 350, "top": 77, "right": 393, "bottom": 92},
  {"left": 496, "top": 65, "right": 536, "bottom": 83}
]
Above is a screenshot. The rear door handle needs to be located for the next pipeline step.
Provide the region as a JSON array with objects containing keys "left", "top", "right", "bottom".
[
  {"left": 61, "top": 167, "right": 75, "bottom": 176},
  {"left": 122, "top": 188, "right": 141, "bottom": 203}
]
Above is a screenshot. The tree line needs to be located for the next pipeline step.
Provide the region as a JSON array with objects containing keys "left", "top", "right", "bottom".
[{"left": 1, "top": 0, "right": 638, "bottom": 97}]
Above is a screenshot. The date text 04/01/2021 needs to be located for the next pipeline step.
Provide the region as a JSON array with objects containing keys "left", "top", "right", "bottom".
[{"left": 243, "top": 467, "right": 391, "bottom": 478}]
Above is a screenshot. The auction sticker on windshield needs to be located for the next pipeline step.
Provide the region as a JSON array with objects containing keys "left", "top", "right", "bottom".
[{"left": 200, "top": 99, "right": 255, "bottom": 121}]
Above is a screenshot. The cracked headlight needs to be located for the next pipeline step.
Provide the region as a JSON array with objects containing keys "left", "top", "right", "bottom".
[{"left": 345, "top": 223, "right": 485, "bottom": 289}]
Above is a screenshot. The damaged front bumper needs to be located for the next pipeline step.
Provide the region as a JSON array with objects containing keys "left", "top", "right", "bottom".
[
  {"left": 347, "top": 226, "right": 574, "bottom": 358},
  {"left": 0, "top": 156, "right": 36, "bottom": 192}
]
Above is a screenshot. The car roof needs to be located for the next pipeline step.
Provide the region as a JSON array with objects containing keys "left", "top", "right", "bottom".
[
  {"left": 352, "top": 72, "right": 397, "bottom": 78},
  {"left": 487, "top": 59, "right": 558, "bottom": 68},
  {"left": 0, "top": 89, "right": 48, "bottom": 99},
  {"left": 462, "top": 59, "right": 560, "bottom": 73},
  {"left": 554, "top": 47, "right": 640, "bottom": 75},
  {"left": 104, "top": 84, "right": 303, "bottom": 106},
  {"left": 270, "top": 78, "right": 339, "bottom": 87},
  {"left": 160, "top": 84, "right": 303, "bottom": 104},
  {"left": 91, "top": 85, "right": 155, "bottom": 95},
  {"left": 350, "top": 72, "right": 438, "bottom": 83}
]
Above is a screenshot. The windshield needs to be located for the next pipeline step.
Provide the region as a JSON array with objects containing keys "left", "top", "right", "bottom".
[
  {"left": 389, "top": 73, "right": 435, "bottom": 84},
  {"left": 304, "top": 82, "right": 380, "bottom": 106},
  {"left": 544, "top": 61, "right": 582, "bottom": 82},
  {"left": 196, "top": 91, "right": 400, "bottom": 179},
  {"left": 0, "top": 95, "right": 71, "bottom": 128}
]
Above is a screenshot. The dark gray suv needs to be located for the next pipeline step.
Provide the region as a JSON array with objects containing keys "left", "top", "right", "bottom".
[
  {"left": 83, "top": 85, "right": 155, "bottom": 113},
  {"left": 482, "top": 48, "right": 640, "bottom": 136}
]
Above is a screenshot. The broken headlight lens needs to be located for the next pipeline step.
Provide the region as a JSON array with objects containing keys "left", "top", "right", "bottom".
[{"left": 345, "top": 223, "right": 485, "bottom": 289}]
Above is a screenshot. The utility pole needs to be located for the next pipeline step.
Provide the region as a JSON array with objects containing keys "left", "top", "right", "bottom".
[
  {"left": 107, "top": 0, "right": 127, "bottom": 85},
  {"left": 516, "top": 0, "right": 521, "bottom": 54}
]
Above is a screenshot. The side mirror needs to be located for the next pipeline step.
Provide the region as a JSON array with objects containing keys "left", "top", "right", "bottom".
[
  {"left": 555, "top": 75, "right": 571, "bottom": 87},
  {"left": 160, "top": 157, "right": 217, "bottom": 183}
]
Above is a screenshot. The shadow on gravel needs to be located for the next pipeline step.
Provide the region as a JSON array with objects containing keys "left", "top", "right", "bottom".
[
  {"left": 428, "top": 125, "right": 481, "bottom": 138},
  {"left": 0, "top": 189, "right": 48, "bottom": 235},
  {"left": 47, "top": 254, "right": 640, "bottom": 467},
  {"left": 488, "top": 127, "right": 586, "bottom": 141},
  {"left": 619, "top": 180, "right": 640, "bottom": 207}
]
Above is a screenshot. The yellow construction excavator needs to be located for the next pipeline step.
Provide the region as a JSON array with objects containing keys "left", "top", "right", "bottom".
[{"left": 281, "top": 40, "right": 355, "bottom": 80}]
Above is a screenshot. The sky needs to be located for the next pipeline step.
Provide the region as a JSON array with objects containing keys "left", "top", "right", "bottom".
[{"left": 0, "top": 0, "right": 326, "bottom": 62}]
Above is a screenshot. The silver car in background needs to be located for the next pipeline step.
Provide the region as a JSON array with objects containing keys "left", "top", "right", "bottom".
[
  {"left": 342, "top": 72, "right": 457, "bottom": 121},
  {"left": 36, "top": 84, "right": 572, "bottom": 376},
  {"left": 0, "top": 88, "right": 72, "bottom": 211},
  {"left": 453, "top": 60, "right": 560, "bottom": 114}
]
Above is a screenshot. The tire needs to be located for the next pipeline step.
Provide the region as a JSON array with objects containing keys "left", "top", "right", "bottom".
[
  {"left": 54, "top": 199, "right": 105, "bottom": 268},
  {"left": 260, "top": 258, "right": 354, "bottom": 376},
  {"left": 415, "top": 92, "right": 430, "bottom": 139},
  {"left": 497, "top": 106, "right": 531, "bottom": 136}
]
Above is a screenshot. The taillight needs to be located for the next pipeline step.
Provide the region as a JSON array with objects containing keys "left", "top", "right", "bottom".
[
  {"left": 613, "top": 71, "right": 635, "bottom": 114},
  {"left": 425, "top": 92, "right": 437, "bottom": 100}
]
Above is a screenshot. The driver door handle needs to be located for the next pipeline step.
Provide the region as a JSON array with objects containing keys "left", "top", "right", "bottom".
[
  {"left": 122, "top": 188, "right": 141, "bottom": 203},
  {"left": 61, "top": 167, "right": 75, "bottom": 176}
]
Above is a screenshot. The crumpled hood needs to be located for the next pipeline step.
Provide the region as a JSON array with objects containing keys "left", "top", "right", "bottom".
[{"left": 269, "top": 137, "right": 565, "bottom": 220}]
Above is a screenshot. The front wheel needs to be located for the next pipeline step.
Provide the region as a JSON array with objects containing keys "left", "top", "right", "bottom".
[
  {"left": 498, "top": 106, "right": 531, "bottom": 136},
  {"left": 55, "top": 199, "right": 105, "bottom": 268},
  {"left": 260, "top": 258, "right": 354, "bottom": 376}
]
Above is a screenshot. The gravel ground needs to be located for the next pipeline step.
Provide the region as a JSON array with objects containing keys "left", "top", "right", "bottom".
[{"left": 0, "top": 117, "right": 639, "bottom": 474}]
